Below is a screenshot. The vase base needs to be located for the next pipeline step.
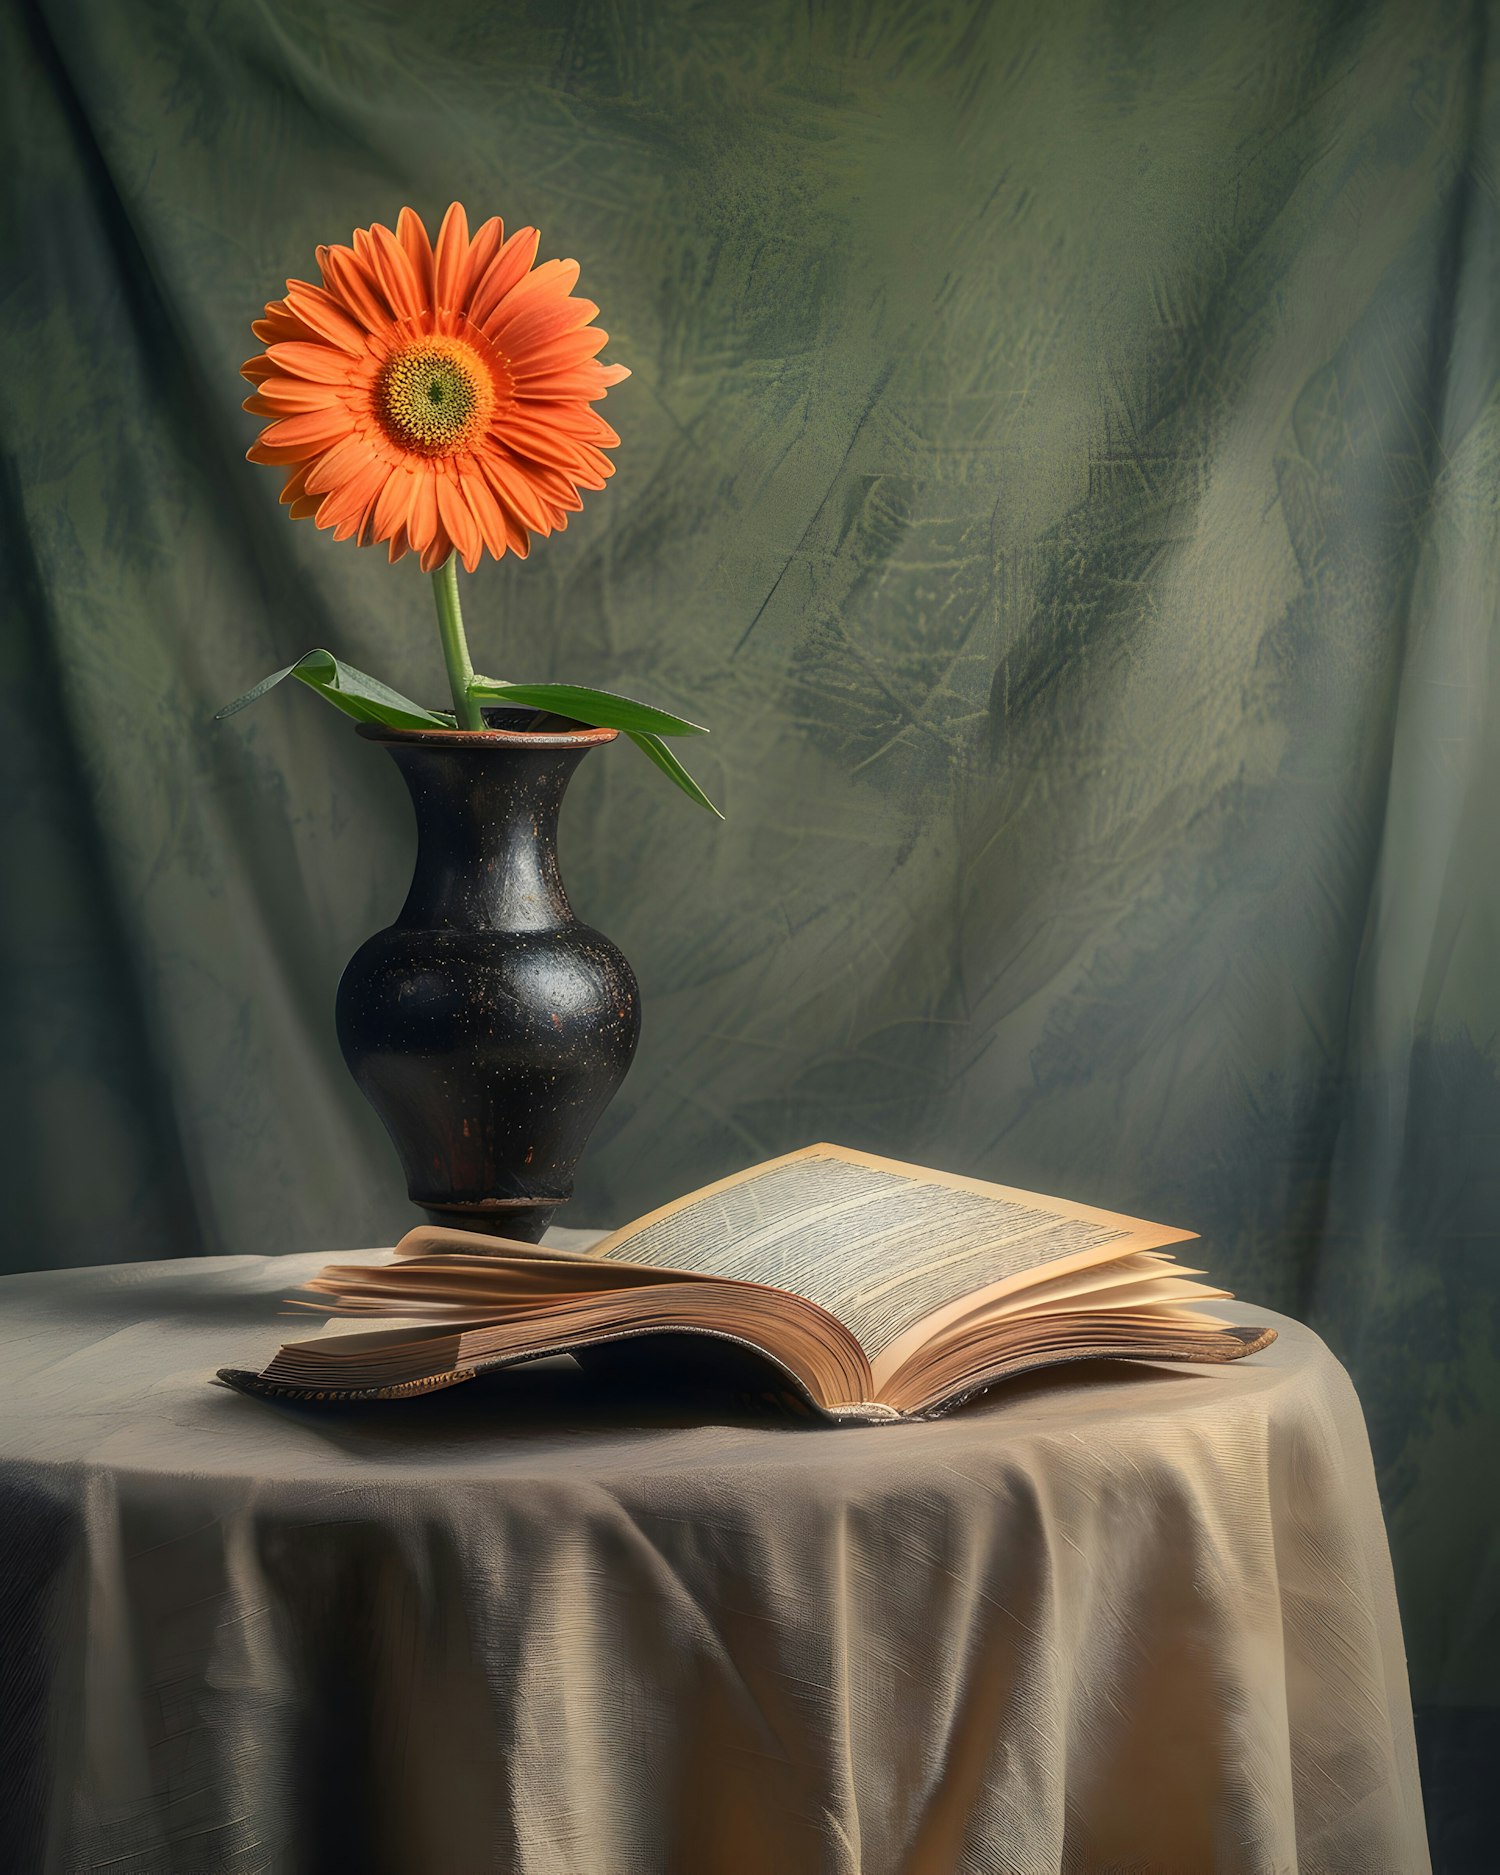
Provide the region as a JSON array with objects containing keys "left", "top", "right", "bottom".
[{"left": 418, "top": 1196, "right": 563, "bottom": 1245}]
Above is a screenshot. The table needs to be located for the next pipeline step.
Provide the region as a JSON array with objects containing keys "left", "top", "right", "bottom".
[{"left": 0, "top": 1246, "right": 1428, "bottom": 1875}]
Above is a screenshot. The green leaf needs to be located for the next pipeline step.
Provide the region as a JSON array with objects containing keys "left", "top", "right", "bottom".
[
  {"left": 468, "top": 679, "right": 707, "bottom": 738},
  {"left": 215, "top": 650, "right": 451, "bottom": 731},
  {"left": 626, "top": 731, "right": 724, "bottom": 817}
]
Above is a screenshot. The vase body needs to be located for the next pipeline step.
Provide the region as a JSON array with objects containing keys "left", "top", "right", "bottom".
[{"left": 336, "top": 713, "right": 640, "bottom": 1241}]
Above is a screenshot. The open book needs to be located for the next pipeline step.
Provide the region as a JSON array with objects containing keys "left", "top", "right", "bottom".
[{"left": 219, "top": 1145, "right": 1274, "bottom": 1423}]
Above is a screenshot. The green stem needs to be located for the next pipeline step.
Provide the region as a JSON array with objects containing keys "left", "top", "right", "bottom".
[{"left": 431, "top": 556, "right": 484, "bottom": 730}]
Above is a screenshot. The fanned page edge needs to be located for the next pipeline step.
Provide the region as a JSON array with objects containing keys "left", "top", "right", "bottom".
[
  {"left": 272, "top": 1248, "right": 876, "bottom": 1405},
  {"left": 217, "top": 1322, "right": 857, "bottom": 1418},
  {"left": 216, "top": 1320, "right": 1277, "bottom": 1425},
  {"left": 909, "top": 1322, "right": 1280, "bottom": 1420}
]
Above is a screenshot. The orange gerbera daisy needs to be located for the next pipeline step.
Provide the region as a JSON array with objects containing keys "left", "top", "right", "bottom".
[{"left": 241, "top": 203, "right": 628, "bottom": 573}]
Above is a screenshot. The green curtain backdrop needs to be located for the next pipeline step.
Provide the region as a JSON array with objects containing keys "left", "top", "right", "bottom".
[{"left": 3, "top": 0, "right": 1496, "bottom": 1855}]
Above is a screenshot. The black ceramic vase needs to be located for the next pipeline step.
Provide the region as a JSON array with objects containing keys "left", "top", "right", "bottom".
[{"left": 335, "top": 709, "right": 640, "bottom": 1242}]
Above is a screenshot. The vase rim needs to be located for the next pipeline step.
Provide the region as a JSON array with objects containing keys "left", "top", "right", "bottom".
[{"left": 356, "top": 721, "right": 619, "bottom": 750}]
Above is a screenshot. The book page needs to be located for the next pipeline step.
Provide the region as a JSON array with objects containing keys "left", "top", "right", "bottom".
[{"left": 596, "top": 1144, "right": 1195, "bottom": 1358}]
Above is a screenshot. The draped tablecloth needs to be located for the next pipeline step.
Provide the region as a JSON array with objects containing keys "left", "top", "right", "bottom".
[{"left": 0, "top": 1244, "right": 1427, "bottom": 1875}]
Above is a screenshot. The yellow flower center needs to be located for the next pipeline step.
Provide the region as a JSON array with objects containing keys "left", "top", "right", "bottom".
[{"left": 377, "top": 338, "right": 494, "bottom": 455}]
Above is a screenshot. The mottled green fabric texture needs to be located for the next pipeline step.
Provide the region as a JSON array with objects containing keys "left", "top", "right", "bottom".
[{"left": 1, "top": 0, "right": 1495, "bottom": 1735}]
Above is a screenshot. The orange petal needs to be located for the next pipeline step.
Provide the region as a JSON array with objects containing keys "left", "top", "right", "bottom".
[
  {"left": 318, "top": 243, "right": 392, "bottom": 332},
  {"left": 566, "top": 444, "right": 613, "bottom": 487},
  {"left": 251, "top": 299, "right": 310, "bottom": 345},
  {"left": 511, "top": 372, "right": 607, "bottom": 401},
  {"left": 386, "top": 521, "right": 411, "bottom": 564},
  {"left": 240, "top": 354, "right": 279, "bottom": 385},
  {"left": 508, "top": 332, "right": 613, "bottom": 385},
  {"left": 493, "top": 413, "right": 600, "bottom": 469},
  {"left": 302, "top": 433, "right": 379, "bottom": 498},
  {"left": 245, "top": 376, "right": 348, "bottom": 414},
  {"left": 285, "top": 282, "right": 367, "bottom": 355},
  {"left": 397, "top": 207, "right": 435, "bottom": 304},
  {"left": 491, "top": 296, "right": 600, "bottom": 358},
  {"left": 279, "top": 464, "right": 311, "bottom": 505},
  {"left": 516, "top": 361, "right": 629, "bottom": 401},
  {"left": 371, "top": 220, "right": 426, "bottom": 321},
  {"left": 318, "top": 455, "right": 389, "bottom": 538},
  {"left": 406, "top": 466, "right": 440, "bottom": 557},
  {"left": 433, "top": 202, "right": 470, "bottom": 310},
  {"left": 468, "top": 227, "right": 541, "bottom": 330},
  {"left": 264, "top": 340, "right": 360, "bottom": 385},
  {"left": 357, "top": 480, "right": 391, "bottom": 547},
  {"left": 259, "top": 407, "right": 358, "bottom": 454},
  {"left": 580, "top": 412, "right": 620, "bottom": 449},
  {"left": 456, "top": 463, "right": 509, "bottom": 559},
  {"left": 504, "top": 399, "right": 619, "bottom": 443},
  {"left": 477, "top": 450, "right": 552, "bottom": 534},
  {"left": 341, "top": 457, "right": 390, "bottom": 524},
  {"left": 277, "top": 465, "right": 320, "bottom": 520},
  {"left": 459, "top": 215, "right": 505, "bottom": 304},
  {"left": 485, "top": 257, "right": 580, "bottom": 329},
  {"left": 436, "top": 472, "right": 483, "bottom": 571},
  {"left": 508, "top": 456, "right": 585, "bottom": 512},
  {"left": 371, "top": 464, "right": 412, "bottom": 544},
  {"left": 247, "top": 437, "right": 311, "bottom": 465},
  {"left": 483, "top": 430, "right": 572, "bottom": 478},
  {"left": 515, "top": 322, "right": 611, "bottom": 364},
  {"left": 476, "top": 482, "right": 529, "bottom": 555},
  {"left": 251, "top": 319, "right": 310, "bottom": 349}
]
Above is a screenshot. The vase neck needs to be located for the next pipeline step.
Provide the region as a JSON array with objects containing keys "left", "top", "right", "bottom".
[{"left": 384, "top": 740, "right": 592, "bottom": 931}]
